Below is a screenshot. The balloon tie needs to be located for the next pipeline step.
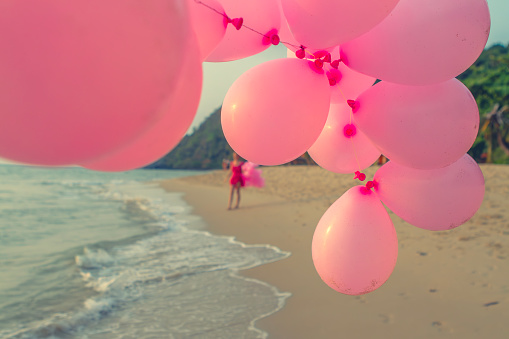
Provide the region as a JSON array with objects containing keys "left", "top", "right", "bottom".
[
  {"left": 270, "top": 34, "right": 280, "bottom": 45},
  {"left": 295, "top": 46, "right": 306, "bottom": 59},
  {"left": 314, "top": 58, "right": 324, "bottom": 69},
  {"left": 365, "top": 180, "right": 377, "bottom": 189},
  {"left": 262, "top": 29, "right": 280, "bottom": 46},
  {"left": 227, "top": 17, "right": 244, "bottom": 30},
  {"left": 343, "top": 124, "right": 356, "bottom": 138},
  {"left": 360, "top": 180, "right": 377, "bottom": 195},
  {"left": 330, "top": 59, "right": 341, "bottom": 69},
  {"left": 323, "top": 53, "right": 332, "bottom": 64},
  {"left": 327, "top": 69, "right": 341, "bottom": 87},
  {"left": 354, "top": 171, "right": 366, "bottom": 182},
  {"left": 347, "top": 100, "right": 359, "bottom": 113}
]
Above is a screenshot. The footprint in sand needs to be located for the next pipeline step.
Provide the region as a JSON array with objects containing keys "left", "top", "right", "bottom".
[{"left": 378, "top": 313, "right": 394, "bottom": 324}]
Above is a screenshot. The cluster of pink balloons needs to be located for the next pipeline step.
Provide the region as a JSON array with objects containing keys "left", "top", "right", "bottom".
[
  {"left": 0, "top": 0, "right": 490, "bottom": 294},
  {"left": 218, "top": 0, "right": 490, "bottom": 295}
]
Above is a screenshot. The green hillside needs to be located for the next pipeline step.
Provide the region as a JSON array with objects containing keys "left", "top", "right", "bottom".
[
  {"left": 154, "top": 44, "right": 509, "bottom": 169},
  {"left": 151, "top": 107, "right": 232, "bottom": 169}
]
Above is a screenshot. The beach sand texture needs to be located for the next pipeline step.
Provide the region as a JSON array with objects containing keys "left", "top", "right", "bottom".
[{"left": 160, "top": 164, "right": 509, "bottom": 339}]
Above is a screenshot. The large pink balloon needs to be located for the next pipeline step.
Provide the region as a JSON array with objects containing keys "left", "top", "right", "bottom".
[
  {"left": 308, "top": 103, "right": 380, "bottom": 173},
  {"left": 312, "top": 186, "right": 398, "bottom": 295},
  {"left": 0, "top": 0, "right": 192, "bottom": 166},
  {"left": 340, "top": 0, "right": 491, "bottom": 85},
  {"left": 354, "top": 79, "right": 479, "bottom": 170},
  {"left": 374, "top": 154, "right": 485, "bottom": 231},
  {"left": 280, "top": 0, "right": 400, "bottom": 49},
  {"left": 81, "top": 40, "right": 203, "bottom": 172},
  {"left": 221, "top": 58, "right": 330, "bottom": 166},
  {"left": 188, "top": 0, "right": 227, "bottom": 60},
  {"left": 205, "top": 0, "right": 280, "bottom": 62}
]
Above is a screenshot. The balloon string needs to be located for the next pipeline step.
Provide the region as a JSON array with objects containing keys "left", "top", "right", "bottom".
[
  {"left": 350, "top": 137, "right": 362, "bottom": 173},
  {"left": 192, "top": 0, "right": 312, "bottom": 51},
  {"left": 335, "top": 85, "right": 349, "bottom": 109},
  {"left": 193, "top": 0, "right": 225, "bottom": 17}
]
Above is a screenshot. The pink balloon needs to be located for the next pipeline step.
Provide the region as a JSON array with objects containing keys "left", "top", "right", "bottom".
[
  {"left": 374, "top": 154, "right": 485, "bottom": 231},
  {"left": 353, "top": 79, "right": 479, "bottom": 170},
  {"left": 308, "top": 103, "right": 380, "bottom": 173},
  {"left": 205, "top": 0, "right": 280, "bottom": 62},
  {"left": 312, "top": 185, "right": 398, "bottom": 295},
  {"left": 221, "top": 58, "right": 330, "bottom": 166},
  {"left": 340, "top": 0, "right": 491, "bottom": 85},
  {"left": 0, "top": 0, "right": 192, "bottom": 166},
  {"left": 280, "top": 0, "right": 400, "bottom": 49},
  {"left": 188, "top": 0, "right": 227, "bottom": 60},
  {"left": 81, "top": 41, "right": 203, "bottom": 172}
]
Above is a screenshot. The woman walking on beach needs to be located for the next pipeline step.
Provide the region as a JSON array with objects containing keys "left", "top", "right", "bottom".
[{"left": 226, "top": 152, "right": 245, "bottom": 210}]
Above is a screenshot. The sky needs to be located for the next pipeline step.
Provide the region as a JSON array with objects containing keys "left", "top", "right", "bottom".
[{"left": 190, "top": 0, "right": 509, "bottom": 132}]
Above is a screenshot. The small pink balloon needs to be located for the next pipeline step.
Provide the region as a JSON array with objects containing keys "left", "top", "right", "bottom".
[
  {"left": 81, "top": 40, "right": 203, "bottom": 172},
  {"left": 312, "top": 185, "right": 398, "bottom": 295},
  {"left": 0, "top": 0, "right": 192, "bottom": 166},
  {"left": 280, "top": 0, "right": 400, "bottom": 49},
  {"left": 221, "top": 58, "right": 330, "bottom": 166},
  {"left": 340, "top": 0, "right": 491, "bottom": 85},
  {"left": 353, "top": 79, "right": 479, "bottom": 170},
  {"left": 205, "top": 0, "right": 280, "bottom": 62},
  {"left": 374, "top": 154, "right": 485, "bottom": 231},
  {"left": 308, "top": 103, "right": 380, "bottom": 173},
  {"left": 188, "top": 0, "right": 227, "bottom": 60}
]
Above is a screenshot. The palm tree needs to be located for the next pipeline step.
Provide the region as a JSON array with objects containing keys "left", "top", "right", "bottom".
[{"left": 479, "top": 103, "right": 509, "bottom": 163}]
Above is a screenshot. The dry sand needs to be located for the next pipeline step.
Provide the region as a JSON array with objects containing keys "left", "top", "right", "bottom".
[{"left": 160, "top": 164, "right": 509, "bottom": 339}]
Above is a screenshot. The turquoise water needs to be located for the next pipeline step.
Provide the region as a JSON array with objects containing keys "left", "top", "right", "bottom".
[{"left": 0, "top": 165, "right": 289, "bottom": 338}]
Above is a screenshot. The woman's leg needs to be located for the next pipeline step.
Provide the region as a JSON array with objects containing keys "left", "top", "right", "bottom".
[
  {"left": 228, "top": 185, "right": 235, "bottom": 210},
  {"left": 234, "top": 183, "right": 241, "bottom": 208}
]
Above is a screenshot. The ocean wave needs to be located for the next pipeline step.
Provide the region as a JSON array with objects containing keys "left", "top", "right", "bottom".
[{"left": 75, "top": 247, "right": 115, "bottom": 269}]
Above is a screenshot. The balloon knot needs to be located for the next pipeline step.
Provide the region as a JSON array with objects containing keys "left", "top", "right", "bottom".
[
  {"left": 359, "top": 186, "right": 371, "bottom": 195},
  {"left": 326, "top": 69, "right": 341, "bottom": 86},
  {"left": 313, "top": 50, "right": 328, "bottom": 59},
  {"left": 343, "top": 124, "right": 356, "bottom": 138},
  {"left": 295, "top": 47, "right": 306, "bottom": 59},
  {"left": 323, "top": 53, "right": 332, "bottom": 63},
  {"left": 270, "top": 34, "right": 280, "bottom": 45},
  {"left": 360, "top": 181, "right": 377, "bottom": 195},
  {"left": 228, "top": 17, "right": 243, "bottom": 30},
  {"left": 262, "top": 29, "right": 280, "bottom": 46},
  {"left": 365, "top": 181, "right": 376, "bottom": 189},
  {"left": 314, "top": 58, "right": 324, "bottom": 69},
  {"left": 354, "top": 171, "right": 366, "bottom": 182},
  {"left": 330, "top": 59, "right": 341, "bottom": 69},
  {"left": 347, "top": 100, "right": 359, "bottom": 113}
]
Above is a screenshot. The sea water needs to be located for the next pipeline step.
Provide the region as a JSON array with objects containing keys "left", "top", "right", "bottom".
[{"left": 0, "top": 165, "right": 289, "bottom": 339}]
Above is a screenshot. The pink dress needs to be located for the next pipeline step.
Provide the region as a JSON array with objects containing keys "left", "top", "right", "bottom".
[{"left": 230, "top": 162, "right": 245, "bottom": 187}]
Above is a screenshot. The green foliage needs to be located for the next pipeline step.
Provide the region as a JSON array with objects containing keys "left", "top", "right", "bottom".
[
  {"left": 153, "top": 107, "right": 233, "bottom": 169},
  {"left": 460, "top": 44, "right": 509, "bottom": 163}
]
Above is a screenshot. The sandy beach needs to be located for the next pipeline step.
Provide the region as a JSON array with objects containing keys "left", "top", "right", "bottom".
[{"left": 160, "top": 164, "right": 509, "bottom": 339}]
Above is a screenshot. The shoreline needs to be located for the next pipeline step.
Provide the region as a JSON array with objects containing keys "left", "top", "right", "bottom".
[{"left": 160, "top": 165, "right": 509, "bottom": 339}]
